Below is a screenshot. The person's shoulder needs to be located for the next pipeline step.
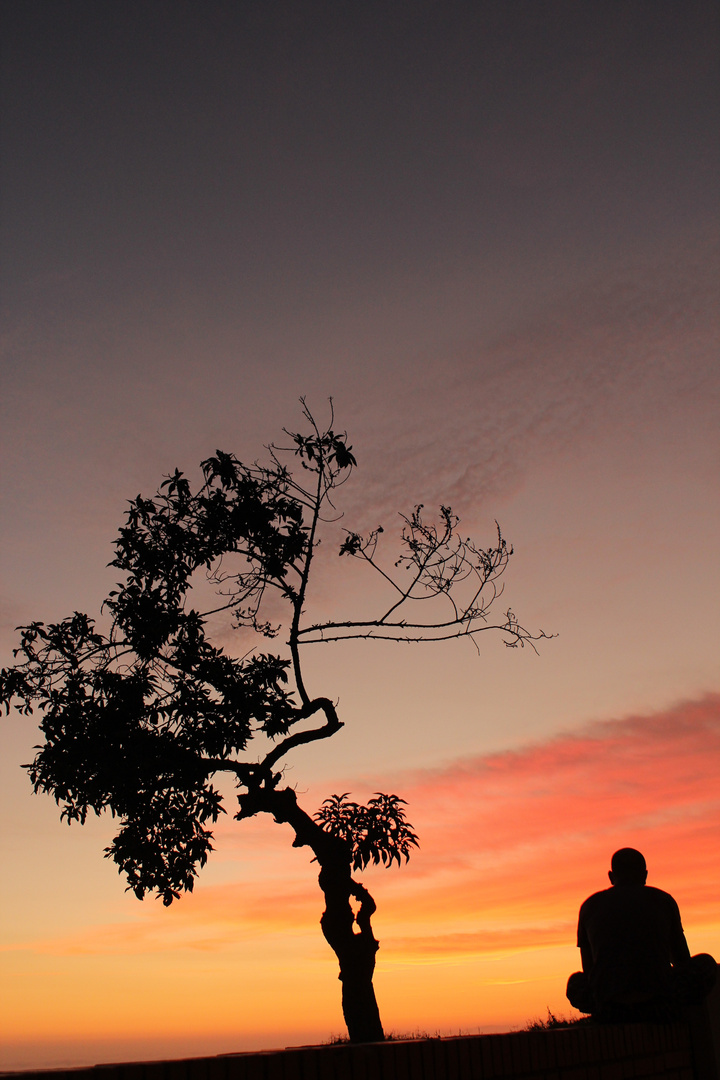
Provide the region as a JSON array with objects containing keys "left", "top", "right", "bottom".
[
  {"left": 644, "top": 886, "right": 680, "bottom": 909},
  {"left": 579, "top": 888, "right": 612, "bottom": 913}
]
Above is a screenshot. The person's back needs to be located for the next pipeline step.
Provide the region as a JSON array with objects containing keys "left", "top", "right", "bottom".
[
  {"left": 567, "top": 848, "right": 716, "bottom": 1022},
  {"left": 578, "top": 882, "right": 688, "bottom": 1009}
]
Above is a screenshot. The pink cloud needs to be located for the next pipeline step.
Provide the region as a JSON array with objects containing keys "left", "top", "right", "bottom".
[
  {"left": 400, "top": 693, "right": 719, "bottom": 851},
  {"left": 360, "top": 694, "right": 720, "bottom": 951},
  {"left": 12, "top": 695, "right": 719, "bottom": 962}
]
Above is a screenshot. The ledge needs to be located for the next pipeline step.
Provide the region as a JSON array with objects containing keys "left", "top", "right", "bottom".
[{"left": 5, "top": 986, "right": 718, "bottom": 1080}]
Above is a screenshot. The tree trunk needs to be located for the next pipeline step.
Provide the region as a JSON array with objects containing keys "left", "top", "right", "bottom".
[
  {"left": 252, "top": 784, "right": 385, "bottom": 1043},
  {"left": 318, "top": 865, "right": 385, "bottom": 1043}
]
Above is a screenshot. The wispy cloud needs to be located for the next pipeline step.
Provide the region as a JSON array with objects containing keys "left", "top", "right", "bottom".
[{"left": 345, "top": 234, "right": 720, "bottom": 525}]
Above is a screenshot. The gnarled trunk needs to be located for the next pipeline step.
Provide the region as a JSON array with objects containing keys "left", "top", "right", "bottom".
[
  {"left": 251, "top": 783, "right": 385, "bottom": 1043},
  {"left": 318, "top": 865, "right": 384, "bottom": 1043}
]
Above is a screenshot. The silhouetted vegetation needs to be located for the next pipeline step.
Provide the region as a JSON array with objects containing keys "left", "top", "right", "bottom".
[
  {"left": 524, "top": 1009, "right": 592, "bottom": 1031},
  {"left": 1, "top": 401, "right": 549, "bottom": 1043}
]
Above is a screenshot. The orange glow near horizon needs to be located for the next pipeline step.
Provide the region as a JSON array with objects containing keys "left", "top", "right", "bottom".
[{"left": 3, "top": 695, "right": 718, "bottom": 1066}]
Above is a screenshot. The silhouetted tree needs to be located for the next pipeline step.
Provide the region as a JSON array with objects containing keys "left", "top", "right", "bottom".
[{"left": 0, "top": 402, "right": 548, "bottom": 1043}]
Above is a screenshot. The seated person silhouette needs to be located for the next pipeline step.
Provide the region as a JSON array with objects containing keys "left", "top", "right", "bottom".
[{"left": 567, "top": 848, "right": 716, "bottom": 1022}]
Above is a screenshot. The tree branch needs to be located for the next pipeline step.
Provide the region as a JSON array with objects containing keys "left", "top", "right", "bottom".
[
  {"left": 288, "top": 457, "right": 324, "bottom": 708},
  {"left": 200, "top": 757, "right": 256, "bottom": 784},
  {"left": 298, "top": 621, "right": 553, "bottom": 650},
  {"left": 261, "top": 697, "right": 343, "bottom": 771}
]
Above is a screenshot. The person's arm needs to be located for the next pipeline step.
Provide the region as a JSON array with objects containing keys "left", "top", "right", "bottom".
[
  {"left": 669, "top": 898, "right": 691, "bottom": 967},
  {"left": 578, "top": 909, "right": 593, "bottom": 973},
  {"left": 580, "top": 938, "right": 593, "bottom": 973}
]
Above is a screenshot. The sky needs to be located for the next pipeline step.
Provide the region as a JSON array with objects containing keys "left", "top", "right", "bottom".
[{"left": 1, "top": 0, "right": 719, "bottom": 1070}]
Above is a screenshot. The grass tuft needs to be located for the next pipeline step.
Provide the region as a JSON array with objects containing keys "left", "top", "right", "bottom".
[{"left": 524, "top": 1008, "right": 592, "bottom": 1030}]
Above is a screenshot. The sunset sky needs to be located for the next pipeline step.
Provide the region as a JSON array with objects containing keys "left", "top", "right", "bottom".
[{"left": 1, "top": 1, "right": 719, "bottom": 1071}]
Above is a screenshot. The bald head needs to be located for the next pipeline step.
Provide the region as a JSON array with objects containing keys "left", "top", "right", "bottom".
[{"left": 609, "top": 848, "right": 647, "bottom": 886}]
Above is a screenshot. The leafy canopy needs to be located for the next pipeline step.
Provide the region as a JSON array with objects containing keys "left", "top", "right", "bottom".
[{"left": 1, "top": 402, "right": 547, "bottom": 905}]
